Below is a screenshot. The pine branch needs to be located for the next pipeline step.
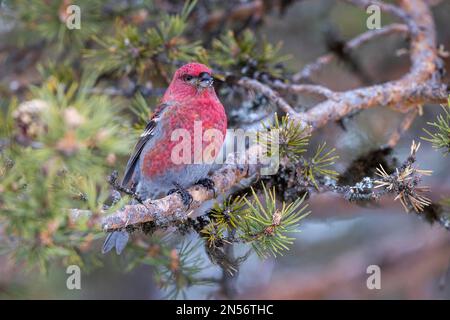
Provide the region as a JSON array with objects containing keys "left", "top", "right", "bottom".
[{"left": 82, "top": 0, "right": 448, "bottom": 234}]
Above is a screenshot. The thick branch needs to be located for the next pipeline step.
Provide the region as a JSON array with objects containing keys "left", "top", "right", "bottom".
[
  {"left": 292, "top": 0, "right": 447, "bottom": 129},
  {"left": 98, "top": 146, "right": 261, "bottom": 231}
]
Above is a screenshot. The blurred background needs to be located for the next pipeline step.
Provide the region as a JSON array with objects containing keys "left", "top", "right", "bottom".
[{"left": 1, "top": 0, "right": 449, "bottom": 299}]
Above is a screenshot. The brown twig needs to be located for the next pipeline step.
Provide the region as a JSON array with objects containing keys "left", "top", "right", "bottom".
[
  {"left": 237, "top": 78, "right": 300, "bottom": 116},
  {"left": 202, "top": 0, "right": 264, "bottom": 31},
  {"left": 385, "top": 109, "right": 418, "bottom": 148},
  {"left": 292, "top": 23, "right": 408, "bottom": 83},
  {"left": 271, "top": 81, "right": 338, "bottom": 100}
]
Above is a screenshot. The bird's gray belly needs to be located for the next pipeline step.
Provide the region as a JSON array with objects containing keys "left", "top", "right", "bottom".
[{"left": 136, "top": 163, "right": 211, "bottom": 200}]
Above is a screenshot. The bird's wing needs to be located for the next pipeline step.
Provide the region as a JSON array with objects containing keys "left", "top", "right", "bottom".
[{"left": 121, "top": 102, "right": 172, "bottom": 187}]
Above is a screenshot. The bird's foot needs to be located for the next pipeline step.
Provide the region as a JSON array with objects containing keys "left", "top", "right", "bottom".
[
  {"left": 196, "top": 178, "right": 216, "bottom": 197},
  {"left": 117, "top": 186, "right": 144, "bottom": 204},
  {"left": 107, "top": 170, "right": 144, "bottom": 203},
  {"left": 168, "top": 183, "right": 193, "bottom": 209},
  {"left": 128, "top": 190, "right": 144, "bottom": 204}
]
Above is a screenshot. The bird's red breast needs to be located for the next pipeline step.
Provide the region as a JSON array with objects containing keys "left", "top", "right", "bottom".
[{"left": 141, "top": 63, "right": 227, "bottom": 178}]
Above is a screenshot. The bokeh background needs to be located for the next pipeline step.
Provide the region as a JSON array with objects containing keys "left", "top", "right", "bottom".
[{"left": 1, "top": 0, "right": 449, "bottom": 299}]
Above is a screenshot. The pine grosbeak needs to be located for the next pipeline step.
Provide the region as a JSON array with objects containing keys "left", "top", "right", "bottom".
[{"left": 103, "top": 62, "right": 227, "bottom": 254}]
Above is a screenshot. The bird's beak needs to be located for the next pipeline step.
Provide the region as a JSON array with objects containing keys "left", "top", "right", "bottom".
[{"left": 198, "top": 72, "right": 214, "bottom": 88}]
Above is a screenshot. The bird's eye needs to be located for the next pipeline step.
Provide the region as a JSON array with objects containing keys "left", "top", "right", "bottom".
[{"left": 183, "top": 75, "right": 194, "bottom": 82}]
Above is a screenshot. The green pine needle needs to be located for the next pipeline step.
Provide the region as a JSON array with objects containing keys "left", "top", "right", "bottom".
[
  {"left": 421, "top": 100, "right": 450, "bottom": 155},
  {"left": 152, "top": 241, "right": 207, "bottom": 300},
  {"left": 209, "top": 195, "right": 248, "bottom": 231},
  {"left": 211, "top": 30, "right": 290, "bottom": 78},
  {"left": 84, "top": 0, "right": 203, "bottom": 80},
  {"left": 260, "top": 113, "right": 310, "bottom": 162},
  {"left": 243, "top": 183, "right": 310, "bottom": 259},
  {"left": 302, "top": 142, "right": 339, "bottom": 189}
]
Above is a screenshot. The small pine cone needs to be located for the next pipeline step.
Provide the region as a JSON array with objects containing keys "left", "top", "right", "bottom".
[{"left": 13, "top": 99, "right": 49, "bottom": 143}]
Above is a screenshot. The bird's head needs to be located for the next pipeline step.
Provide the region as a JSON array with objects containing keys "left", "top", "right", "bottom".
[{"left": 164, "top": 63, "right": 216, "bottom": 100}]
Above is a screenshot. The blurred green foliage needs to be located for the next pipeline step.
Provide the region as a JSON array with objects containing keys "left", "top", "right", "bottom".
[{"left": 0, "top": 71, "right": 132, "bottom": 272}]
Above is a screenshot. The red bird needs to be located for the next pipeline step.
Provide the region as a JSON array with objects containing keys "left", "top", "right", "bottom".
[{"left": 103, "top": 62, "right": 227, "bottom": 254}]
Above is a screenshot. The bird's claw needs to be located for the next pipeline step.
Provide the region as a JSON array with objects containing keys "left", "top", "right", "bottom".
[
  {"left": 168, "top": 183, "right": 193, "bottom": 209},
  {"left": 108, "top": 170, "right": 144, "bottom": 203},
  {"left": 196, "top": 178, "right": 216, "bottom": 197}
]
